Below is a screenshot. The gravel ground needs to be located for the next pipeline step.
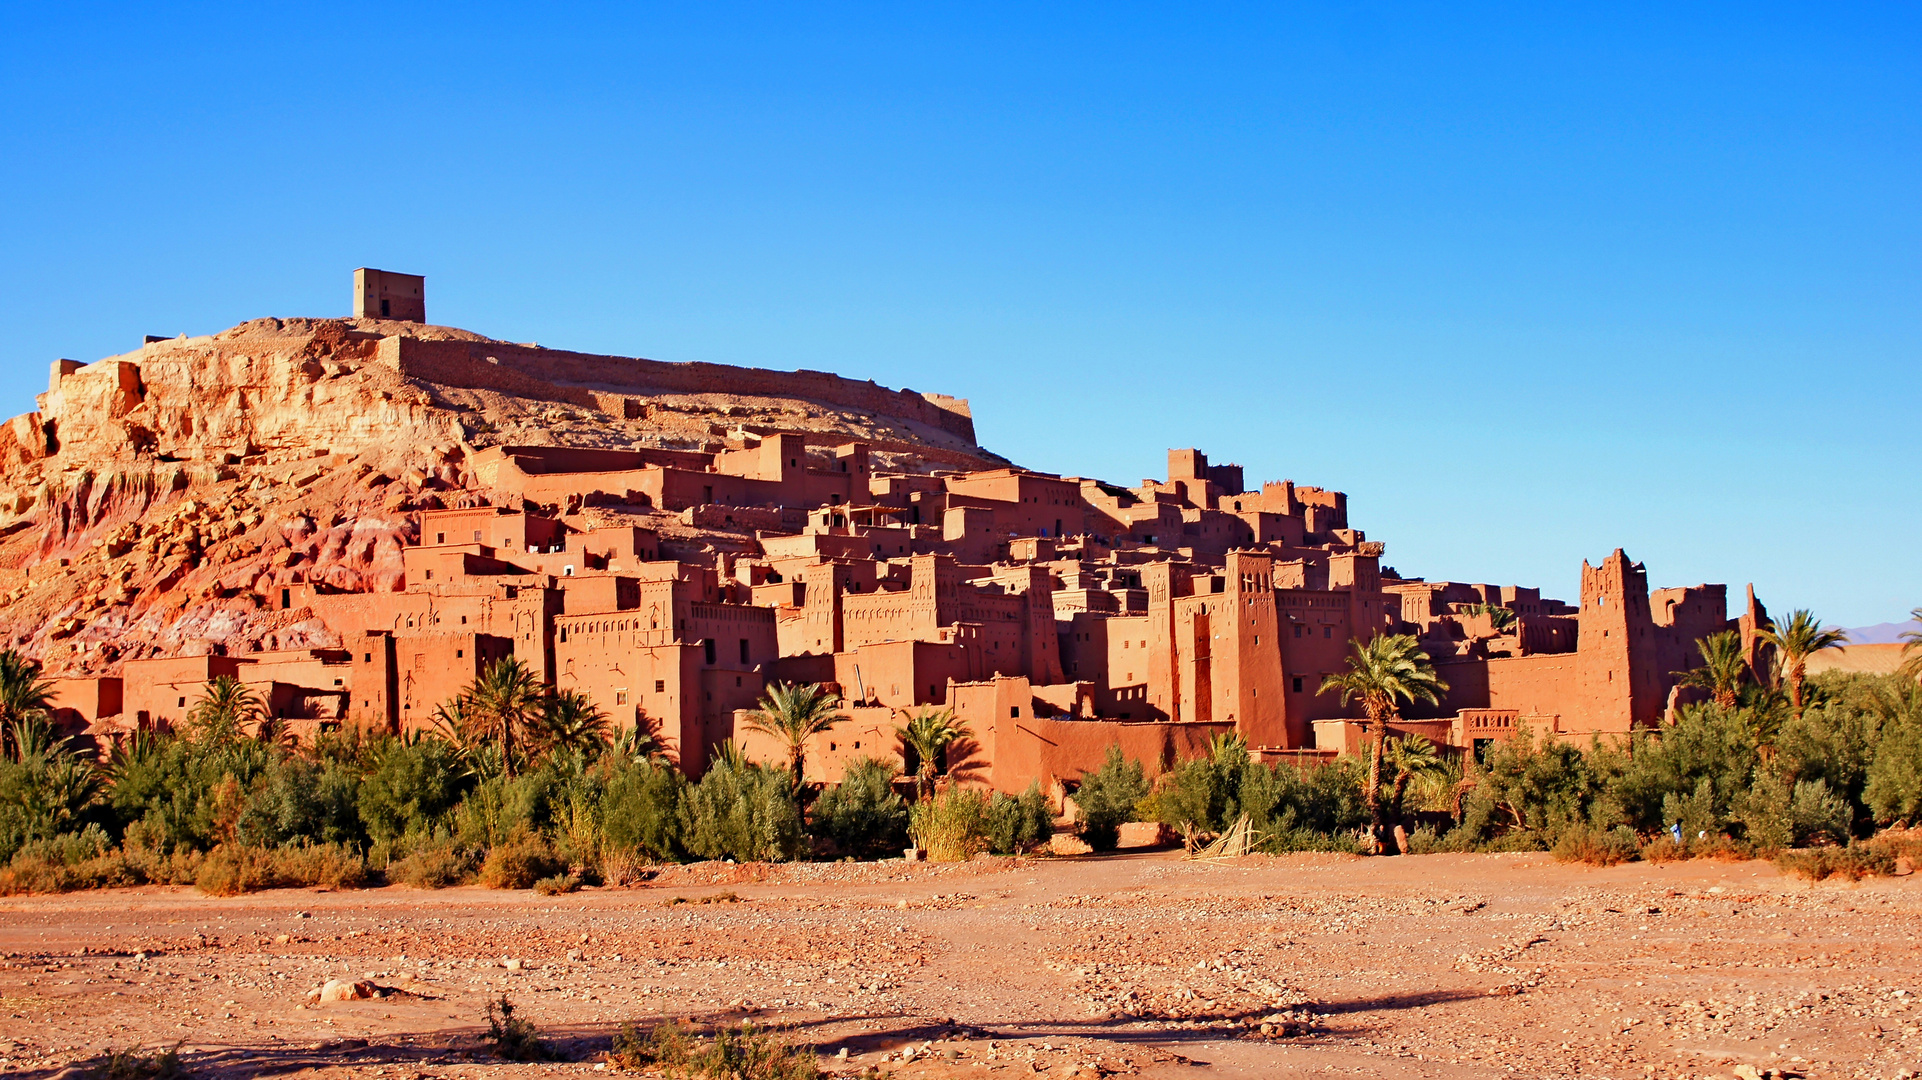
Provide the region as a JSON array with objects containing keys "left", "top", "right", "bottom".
[{"left": 0, "top": 850, "right": 1917, "bottom": 1079}]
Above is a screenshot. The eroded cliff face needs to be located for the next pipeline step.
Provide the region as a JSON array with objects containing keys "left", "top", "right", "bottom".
[{"left": 0, "top": 317, "right": 993, "bottom": 675}]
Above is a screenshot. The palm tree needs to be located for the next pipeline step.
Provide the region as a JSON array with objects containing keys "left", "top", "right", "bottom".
[
  {"left": 0, "top": 650, "right": 56, "bottom": 762},
  {"left": 1461, "top": 604, "right": 1519, "bottom": 633},
  {"left": 743, "top": 681, "right": 845, "bottom": 793},
  {"left": 1318, "top": 634, "right": 1448, "bottom": 848},
  {"left": 614, "top": 712, "right": 674, "bottom": 766},
  {"left": 893, "top": 707, "right": 972, "bottom": 801},
  {"left": 188, "top": 675, "right": 263, "bottom": 747},
  {"left": 1900, "top": 607, "right": 1922, "bottom": 683},
  {"left": 460, "top": 657, "right": 544, "bottom": 777},
  {"left": 1758, "top": 609, "right": 1849, "bottom": 715},
  {"left": 1383, "top": 734, "right": 1445, "bottom": 825},
  {"left": 1676, "top": 630, "right": 1749, "bottom": 710},
  {"left": 536, "top": 689, "right": 611, "bottom": 756}
]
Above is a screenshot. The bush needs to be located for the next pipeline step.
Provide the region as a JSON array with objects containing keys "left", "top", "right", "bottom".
[
  {"left": 533, "top": 872, "right": 582, "bottom": 895},
  {"left": 601, "top": 758, "right": 685, "bottom": 862},
  {"left": 479, "top": 829, "right": 567, "bottom": 890},
  {"left": 273, "top": 842, "right": 370, "bottom": 889},
  {"left": 89, "top": 1043, "right": 184, "bottom": 1079},
  {"left": 986, "top": 782, "right": 1053, "bottom": 854},
  {"left": 1640, "top": 835, "right": 1689, "bottom": 863},
  {"left": 1775, "top": 844, "right": 1897, "bottom": 882},
  {"left": 909, "top": 787, "right": 991, "bottom": 862},
  {"left": 1075, "top": 746, "right": 1148, "bottom": 851},
  {"left": 359, "top": 736, "right": 469, "bottom": 844},
  {"left": 609, "top": 1019, "right": 818, "bottom": 1079},
  {"left": 679, "top": 761, "right": 805, "bottom": 863},
  {"left": 1403, "top": 824, "right": 1443, "bottom": 855},
  {"left": 809, "top": 758, "right": 908, "bottom": 858},
  {"left": 484, "top": 995, "right": 548, "bottom": 1061},
  {"left": 195, "top": 844, "right": 283, "bottom": 896},
  {"left": 1551, "top": 825, "right": 1641, "bottom": 866},
  {"left": 388, "top": 837, "right": 476, "bottom": 888}
]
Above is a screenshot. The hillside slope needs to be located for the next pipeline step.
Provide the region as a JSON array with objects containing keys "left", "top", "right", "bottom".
[{"left": 0, "top": 316, "right": 999, "bottom": 674}]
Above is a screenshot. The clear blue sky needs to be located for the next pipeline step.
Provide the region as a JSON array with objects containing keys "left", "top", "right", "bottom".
[{"left": 2, "top": 4, "right": 1915, "bottom": 627}]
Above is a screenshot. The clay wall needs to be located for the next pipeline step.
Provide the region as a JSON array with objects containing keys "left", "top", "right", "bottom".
[
  {"left": 49, "top": 676, "right": 122, "bottom": 737},
  {"left": 395, "top": 633, "right": 516, "bottom": 730}
]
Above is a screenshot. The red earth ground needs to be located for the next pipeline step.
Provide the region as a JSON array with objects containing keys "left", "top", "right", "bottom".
[{"left": 0, "top": 850, "right": 1916, "bottom": 1080}]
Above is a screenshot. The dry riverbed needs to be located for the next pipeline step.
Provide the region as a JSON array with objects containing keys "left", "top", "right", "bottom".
[{"left": 0, "top": 851, "right": 1917, "bottom": 1079}]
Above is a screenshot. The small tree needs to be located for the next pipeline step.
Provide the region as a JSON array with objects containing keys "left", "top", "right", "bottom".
[
  {"left": 811, "top": 757, "right": 910, "bottom": 857},
  {"left": 743, "top": 682, "right": 845, "bottom": 794},
  {"left": 1318, "top": 634, "right": 1448, "bottom": 849},
  {"left": 893, "top": 707, "right": 971, "bottom": 801},
  {"left": 1076, "top": 745, "right": 1148, "bottom": 851},
  {"left": 1759, "top": 609, "right": 1849, "bottom": 715}
]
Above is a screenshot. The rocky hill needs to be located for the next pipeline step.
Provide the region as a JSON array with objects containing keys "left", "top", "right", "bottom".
[{"left": 0, "top": 316, "right": 1000, "bottom": 675}]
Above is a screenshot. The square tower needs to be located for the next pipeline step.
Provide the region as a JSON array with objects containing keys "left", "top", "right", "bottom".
[{"left": 353, "top": 268, "right": 425, "bottom": 322}]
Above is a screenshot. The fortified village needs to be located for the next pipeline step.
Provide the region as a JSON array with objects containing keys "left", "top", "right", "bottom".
[{"left": 0, "top": 270, "right": 1770, "bottom": 793}]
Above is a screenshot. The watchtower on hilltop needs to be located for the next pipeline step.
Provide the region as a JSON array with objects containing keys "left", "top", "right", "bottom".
[{"left": 353, "top": 268, "right": 425, "bottom": 322}]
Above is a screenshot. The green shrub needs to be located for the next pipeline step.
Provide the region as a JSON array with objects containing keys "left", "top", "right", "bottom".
[
  {"left": 1075, "top": 746, "right": 1147, "bottom": 851},
  {"left": 609, "top": 1019, "right": 818, "bottom": 1079},
  {"left": 533, "top": 872, "right": 582, "bottom": 895},
  {"left": 1640, "top": 836, "right": 1689, "bottom": 863},
  {"left": 1403, "top": 824, "right": 1443, "bottom": 855},
  {"left": 810, "top": 758, "right": 909, "bottom": 858},
  {"left": 1775, "top": 844, "right": 1896, "bottom": 882},
  {"left": 986, "top": 782, "right": 1053, "bottom": 854},
  {"left": 484, "top": 995, "right": 548, "bottom": 1061},
  {"left": 601, "top": 759, "right": 686, "bottom": 862},
  {"left": 272, "top": 842, "right": 369, "bottom": 889},
  {"left": 1154, "top": 736, "right": 1248, "bottom": 836},
  {"left": 359, "top": 736, "right": 469, "bottom": 843},
  {"left": 1551, "top": 825, "right": 1641, "bottom": 866},
  {"left": 679, "top": 760, "right": 805, "bottom": 863},
  {"left": 195, "top": 844, "right": 283, "bottom": 896},
  {"left": 89, "top": 1043, "right": 184, "bottom": 1079},
  {"left": 388, "top": 837, "right": 476, "bottom": 888},
  {"left": 480, "top": 829, "right": 566, "bottom": 889},
  {"left": 908, "top": 787, "right": 990, "bottom": 862}
]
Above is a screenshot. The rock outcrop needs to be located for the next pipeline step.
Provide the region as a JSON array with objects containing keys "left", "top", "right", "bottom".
[{"left": 0, "top": 317, "right": 996, "bottom": 675}]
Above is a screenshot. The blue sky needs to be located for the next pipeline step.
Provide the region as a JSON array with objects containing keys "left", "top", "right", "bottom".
[{"left": 1, "top": 4, "right": 1915, "bottom": 627}]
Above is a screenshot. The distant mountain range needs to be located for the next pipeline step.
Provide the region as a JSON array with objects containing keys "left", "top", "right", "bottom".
[{"left": 1844, "top": 620, "right": 1922, "bottom": 645}]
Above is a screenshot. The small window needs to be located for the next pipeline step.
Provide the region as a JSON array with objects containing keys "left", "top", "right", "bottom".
[
  {"left": 280, "top": 588, "right": 291, "bottom": 609},
  {"left": 739, "top": 638, "right": 750, "bottom": 664},
  {"left": 703, "top": 639, "right": 716, "bottom": 665},
  {"left": 1292, "top": 676, "right": 1304, "bottom": 693},
  {"left": 473, "top": 530, "right": 482, "bottom": 542},
  {"left": 1010, "top": 706, "right": 1020, "bottom": 718},
  {"left": 1324, "top": 626, "right": 1333, "bottom": 638},
  {"left": 456, "top": 649, "right": 463, "bottom": 658},
  {"left": 425, "top": 569, "right": 434, "bottom": 580},
  {"left": 177, "top": 697, "right": 186, "bottom": 707},
  {"left": 363, "top": 653, "right": 371, "bottom": 662},
  {"left": 655, "top": 680, "right": 666, "bottom": 693},
  {"left": 436, "top": 532, "right": 446, "bottom": 544},
  {"left": 616, "top": 691, "right": 627, "bottom": 705}
]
